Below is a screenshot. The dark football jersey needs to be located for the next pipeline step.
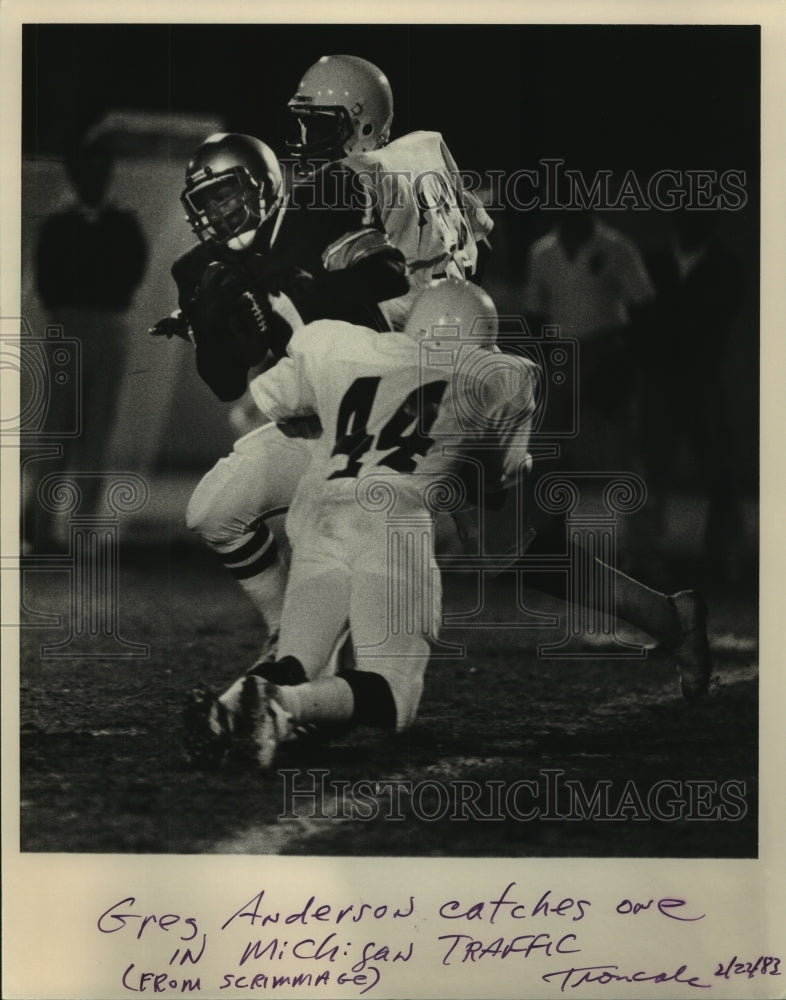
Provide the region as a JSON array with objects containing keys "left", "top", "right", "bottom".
[
  {"left": 268, "top": 160, "right": 403, "bottom": 331},
  {"left": 171, "top": 160, "right": 405, "bottom": 401}
]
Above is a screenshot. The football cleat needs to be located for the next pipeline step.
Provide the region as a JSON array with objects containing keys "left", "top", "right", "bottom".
[
  {"left": 238, "top": 675, "right": 296, "bottom": 771},
  {"left": 182, "top": 684, "right": 233, "bottom": 768},
  {"left": 669, "top": 590, "right": 713, "bottom": 701}
]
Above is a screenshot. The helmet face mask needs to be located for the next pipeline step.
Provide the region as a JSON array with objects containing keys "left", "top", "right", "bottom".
[
  {"left": 181, "top": 133, "right": 283, "bottom": 251},
  {"left": 286, "top": 55, "right": 394, "bottom": 168},
  {"left": 182, "top": 166, "right": 263, "bottom": 248},
  {"left": 286, "top": 106, "right": 354, "bottom": 164}
]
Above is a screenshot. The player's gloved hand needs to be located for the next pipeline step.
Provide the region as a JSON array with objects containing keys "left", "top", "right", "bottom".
[
  {"left": 149, "top": 311, "right": 192, "bottom": 342},
  {"left": 282, "top": 267, "right": 316, "bottom": 300},
  {"left": 189, "top": 261, "right": 248, "bottom": 331},
  {"left": 243, "top": 251, "right": 314, "bottom": 299},
  {"left": 189, "top": 261, "right": 273, "bottom": 367},
  {"left": 275, "top": 268, "right": 322, "bottom": 325},
  {"left": 276, "top": 414, "right": 323, "bottom": 439}
]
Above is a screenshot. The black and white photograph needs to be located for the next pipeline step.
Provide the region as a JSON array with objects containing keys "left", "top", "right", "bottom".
[
  {"left": 5, "top": 4, "right": 786, "bottom": 998},
  {"left": 11, "top": 17, "right": 763, "bottom": 860}
]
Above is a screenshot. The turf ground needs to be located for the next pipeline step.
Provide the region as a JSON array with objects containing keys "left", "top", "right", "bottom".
[{"left": 18, "top": 515, "right": 758, "bottom": 858}]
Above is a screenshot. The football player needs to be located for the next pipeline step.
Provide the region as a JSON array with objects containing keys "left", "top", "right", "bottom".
[
  {"left": 182, "top": 58, "right": 493, "bottom": 664},
  {"left": 285, "top": 55, "right": 493, "bottom": 329},
  {"left": 152, "top": 131, "right": 408, "bottom": 396},
  {"left": 188, "top": 279, "right": 538, "bottom": 768},
  {"left": 152, "top": 131, "right": 409, "bottom": 648},
  {"left": 186, "top": 280, "right": 713, "bottom": 772}
]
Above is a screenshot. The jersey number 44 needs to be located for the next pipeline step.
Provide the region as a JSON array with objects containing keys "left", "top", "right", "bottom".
[{"left": 329, "top": 377, "right": 448, "bottom": 478}]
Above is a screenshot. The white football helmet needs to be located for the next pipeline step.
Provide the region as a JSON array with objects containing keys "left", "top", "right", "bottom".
[
  {"left": 286, "top": 55, "right": 394, "bottom": 163},
  {"left": 181, "top": 133, "right": 283, "bottom": 251},
  {"left": 404, "top": 278, "right": 499, "bottom": 348}
]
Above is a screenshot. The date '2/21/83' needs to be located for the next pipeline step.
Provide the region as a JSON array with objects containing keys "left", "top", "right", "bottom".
[{"left": 715, "top": 957, "right": 782, "bottom": 980}]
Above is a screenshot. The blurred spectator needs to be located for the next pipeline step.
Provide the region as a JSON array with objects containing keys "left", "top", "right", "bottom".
[
  {"left": 522, "top": 209, "right": 654, "bottom": 469},
  {"left": 24, "top": 126, "right": 148, "bottom": 550},
  {"left": 636, "top": 210, "right": 746, "bottom": 581}
]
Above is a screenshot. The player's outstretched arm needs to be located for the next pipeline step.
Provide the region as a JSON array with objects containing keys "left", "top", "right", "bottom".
[
  {"left": 276, "top": 247, "right": 409, "bottom": 324},
  {"left": 318, "top": 247, "right": 409, "bottom": 303},
  {"left": 149, "top": 311, "right": 192, "bottom": 342}
]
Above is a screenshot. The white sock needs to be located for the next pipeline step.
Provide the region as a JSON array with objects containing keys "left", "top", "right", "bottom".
[{"left": 276, "top": 677, "right": 355, "bottom": 726}]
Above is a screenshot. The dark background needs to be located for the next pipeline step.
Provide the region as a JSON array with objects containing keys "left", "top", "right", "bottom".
[{"left": 23, "top": 23, "right": 760, "bottom": 175}]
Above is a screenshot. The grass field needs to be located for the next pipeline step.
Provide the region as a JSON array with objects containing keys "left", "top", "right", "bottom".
[{"left": 18, "top": 530, "right": 758, "bottom": 858}]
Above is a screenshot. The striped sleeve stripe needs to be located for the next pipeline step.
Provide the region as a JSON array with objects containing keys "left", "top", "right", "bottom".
[
  {"left": 217, "top": 508, "right": 289, "bottom": 568},
  {"left": 321, "top": 227, "right": 390, "bottom": 272},
  {"left": 220, "top": 520, "right": 280, "bottom": 579},
  {"left": 219, "top": 520, "right": 272, "bottom": 568},
  {"left": 229, "top": 537, "right": 280, "bottom": 580}
]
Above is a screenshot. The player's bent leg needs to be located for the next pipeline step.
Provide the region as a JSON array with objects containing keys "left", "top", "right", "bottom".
[
  {"left": 529, "top": 530, "right": 713, "bottom": 700},
  {"left": 212, "top": 535, "right": 351, "bottom": 755},
  {"left": 238, "top": 561, "right": 427, "bottom": 769},
  {"left": 351, "top": 642, "right": 429, "bottom": 732},
  {"left": 186, "top": 424, "right": 312, "bottom": 630},
  {"left": 237, "top": 520, "right": 440, "bottom": 768},
  {"left": 237, "top": 558, "right": 422, "bottom": 769},
  {"left": 667, "top": 591, "right": 713, "bottom": 701},
  {"left": 577, "top": 561, "right": 713, "bottom": 700},
  {"left": 347, "top": 561, "right": 436, "bottom": 730},
  {"left": 275, "top": 548, "right": 353, "bottom": 680}
]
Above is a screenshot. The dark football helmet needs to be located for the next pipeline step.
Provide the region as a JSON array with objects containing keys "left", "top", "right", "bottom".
[{"left": 181, "top": 133, "right": 283, "bottom": 251}]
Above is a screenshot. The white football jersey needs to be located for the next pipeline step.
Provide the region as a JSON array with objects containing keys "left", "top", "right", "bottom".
[
  {"left": 344, "top": 133, "right": 494, "bottom": 328},
  {"left": 250, "top": 321, "right": 536, "bottom": 533}
]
